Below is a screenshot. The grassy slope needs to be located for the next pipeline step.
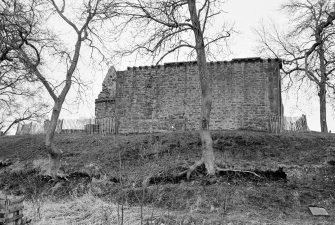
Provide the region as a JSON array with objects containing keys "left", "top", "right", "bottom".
[{"left": 1, "top": 131, "right": 335, "bottom": 224}]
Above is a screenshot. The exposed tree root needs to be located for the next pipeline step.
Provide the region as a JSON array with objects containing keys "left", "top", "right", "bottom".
[
  {"left": 42, "top": 172, "right": 69, "bottom": 181},
  {"left": 178, "top": 161, "right": 262, "bottom": 180},
  {"left": 186, "top": 159, "right": 204, "bottom": 179},
  {"left": 177, "top": 160, "right": 204, "bottom": 180},
  {"left": 215, "top": 166, "right": 262, "bottom": 178}
]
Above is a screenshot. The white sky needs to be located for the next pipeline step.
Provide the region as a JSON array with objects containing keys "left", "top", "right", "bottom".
[{"left": 53, "top": 0, "right": 334, "bottom": 132}]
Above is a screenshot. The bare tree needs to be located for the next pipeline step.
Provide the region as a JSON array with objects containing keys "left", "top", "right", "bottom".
[
  {"left": 1, "top": 0, "right": 118, "bottom": 178},
  {"left": 119, "top": 0, "right": 232, "bottom": 176},
  {"left": 0, "top": 101, "right": 48, "bottom": 136},
  {"left": 0, "top": 0, "right": 49, "bottom": 135},
  {"left": 0, "top": 0, "right": 38, "bottom": 62},
  {"left": 0, "top": 0, "right": 41, "bottom": 104},
  {"left": 256, "top": 0, "right": 335, "bottom": 132},
  {"left": 0, "top": 63, "right": 37, "bottom": 109}
]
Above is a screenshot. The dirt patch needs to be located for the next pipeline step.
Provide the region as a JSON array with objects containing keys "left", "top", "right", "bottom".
[{"left": 147, "top": 165, "right": 287, "bottom": 186}]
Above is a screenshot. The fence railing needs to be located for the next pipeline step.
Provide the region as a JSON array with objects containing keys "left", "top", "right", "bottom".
[
  {"left": 283, "top": 114, "right": 309, "bottom": 132},
  {"left": 268, "top": 114, "right": 282, "bottom": 133},
  {"left": 16, "top": 115, "right": 310, "bottom": 135},
  {"left": 0, "top": 196, "right": 25, "bottom": 225},
  {"left": 268, "top": 114, "right": 309, "bottom": 133},
  {"left": 16, "top": 117, "right": 116, "bottom": 135}
]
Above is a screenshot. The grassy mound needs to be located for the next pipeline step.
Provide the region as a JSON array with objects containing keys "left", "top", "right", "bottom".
[{"left": 1, "top": 131, "right": 335, "bottom": 224}]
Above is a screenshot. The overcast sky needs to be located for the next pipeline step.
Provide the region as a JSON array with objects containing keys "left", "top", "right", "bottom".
[{"left": 56, "top": 0, "right": 334, "bottom": 132}]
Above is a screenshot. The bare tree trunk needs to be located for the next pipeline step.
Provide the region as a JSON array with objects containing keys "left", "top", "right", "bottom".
[
  {"left": 319, "top": 90, "right": 327, "bottom": 132},
  {"left": 318, "top": 43, "right": 328, "bottom": 133},
  {"left": 45, "top": 101, "right": 63, "bottom": 177},
  {"left": 187, "top": 0, "right": 215, "bottom": 175}
]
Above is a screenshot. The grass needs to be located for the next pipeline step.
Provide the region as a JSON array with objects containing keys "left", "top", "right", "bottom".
[
  {"left": 1, "top": 130, "right": 335, "bottom": 224},
  {"left": 24, "top": 192, "right": 164, "bottom": 225}
]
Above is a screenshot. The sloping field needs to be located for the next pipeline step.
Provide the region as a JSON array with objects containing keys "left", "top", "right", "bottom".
[{"left": 1, "top": 131, "right": 335, "bottom": 224}]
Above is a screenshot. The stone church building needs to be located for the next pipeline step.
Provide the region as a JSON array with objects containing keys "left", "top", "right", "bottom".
[{"left": 95, "top": 57, "right": 283, "bottom": 133}]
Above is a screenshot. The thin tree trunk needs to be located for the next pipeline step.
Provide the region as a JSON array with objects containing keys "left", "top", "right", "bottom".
[
  {"left": 187, "top": 0, "right": 215, "bottom": 175},
  {"left": 318, "top": 43, "right": 328, "bottom": 133},
  {"left": 319, "top": 91, "right": 327, "bottom": 132},
  {"left": 45, "top": 101, "right": 63, "bottom": 178}
]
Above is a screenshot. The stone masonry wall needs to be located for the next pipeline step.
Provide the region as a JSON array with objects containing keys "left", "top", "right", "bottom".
[
  {"left": 95, "top": 67, "right": 117, "bottom": 118},
  {"left": 95, "top": 58, "right": 282, "bottom": 133}
]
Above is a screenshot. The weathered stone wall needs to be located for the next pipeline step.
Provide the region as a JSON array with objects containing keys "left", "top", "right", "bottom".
[
  {"left": 95, "top": 67, "right": 117, "bottom": 118},
  {"left": 95, "top": 58, "right": 282, "bottom": 133}
]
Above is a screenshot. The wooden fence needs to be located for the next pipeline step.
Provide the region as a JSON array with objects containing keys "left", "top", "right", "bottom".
[
  {"left": 16, "top": 117, "right": 117, "bottom": 135},
  {"left": 268, "top": 114, "right": 309, "bottom": 133},
  {"left": 59, "top": 118, "right": 116, "bottom": 134},
  {"left": 16, "top": 123, "right": 34, "bottom": 135},
  {"left": 16, "top": 120, "right": 62, "bottom": 135},
  {"left": 0, "top": 196, "right": 26, "bottom": 225},
  {"left": 268, "top": 114, "right": 282, "bottom": 133},
  {"left": 16, "top": 115, "right": 310, "bottom": 135}
]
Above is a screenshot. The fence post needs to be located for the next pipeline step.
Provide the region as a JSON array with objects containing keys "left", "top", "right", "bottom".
[
  {"left": 278, "top": 115, "right": 281, "bottom": 133},
  {"left": 61, "top": 119, "right": 64, "bottom": 133},
  {"left": 95, "top": 118, "right": 97, "bottom": 134},
  {"left": 16, "top": 123, "right": 20, "bottom": 135},
  {"left": 99, "top": 118, "right": 102, "bottom": 135},
  {"left": 115, "top": 117, "right": 117, "bottom": 134},
  {"left": 58, "top": 119, "right": 63, "bottom": 133},
  {"left": 108, "top": 118, "right": 111, "bottom": 134},
  {"left": 29, "top": 122, "right": 33, "bottom": 135},
  {"left": 17, "top": 123, "right": 19, "bottom": 135},
  {"left": 112, "top": 117, "right": 114, "bottom": 134},
  {"left": 276, "top": 115, "right": 279, "bottom": 133},
  {"left": 0, "top": 196, "right": 25, "bottom": 225},
  {"left": 90, "top": 118, "right": 92, "bottom": 134}
]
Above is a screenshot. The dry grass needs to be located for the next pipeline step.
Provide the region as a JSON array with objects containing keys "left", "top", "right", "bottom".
[
  {"left": 24, "top": 192, "right": 173, "bottom": 225},
  {"left": 22, "top": 187, "right": 335, "bottom": 225}
]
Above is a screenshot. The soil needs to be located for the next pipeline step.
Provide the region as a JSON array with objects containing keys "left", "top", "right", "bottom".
[{"left": 0, "top": 130, "right": 335, "bottom": 224}]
